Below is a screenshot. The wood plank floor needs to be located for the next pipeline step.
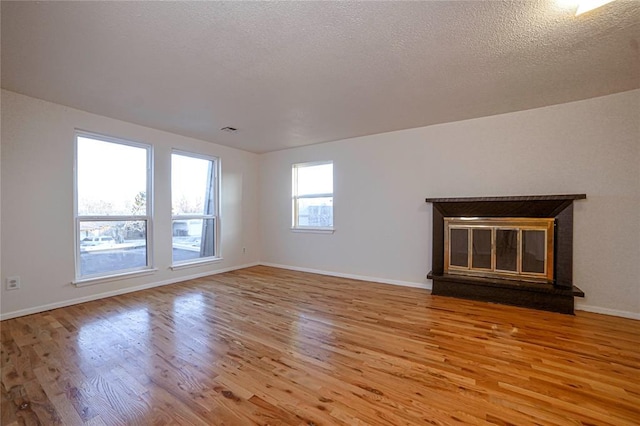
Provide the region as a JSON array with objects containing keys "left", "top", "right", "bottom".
[{"left": 1, "top": 266, "right": 639, "bottom": 425}]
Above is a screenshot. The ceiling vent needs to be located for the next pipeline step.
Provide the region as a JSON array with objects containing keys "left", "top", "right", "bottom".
[{"left": 220, "top": 126, "right": 238, "bottom": 133}]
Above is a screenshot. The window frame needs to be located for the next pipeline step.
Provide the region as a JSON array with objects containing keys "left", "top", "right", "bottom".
[
  {"left": 73, "top": 130, "right": 154, "bottom": 283},
  {"left": 170, "top": 149, "right": 221, "bottom": 267},
  {"left": 291, "top": 160, "right": 334, "bottom": 232}
]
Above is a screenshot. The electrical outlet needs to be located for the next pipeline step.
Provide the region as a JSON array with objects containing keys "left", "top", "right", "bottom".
[{"left": 6, "top": 276, "right": 20, "bottom": 291}]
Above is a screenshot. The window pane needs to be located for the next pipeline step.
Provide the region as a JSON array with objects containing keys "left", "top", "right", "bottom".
[
  {"left": 297, "top": 163, "right": 333, "bottom": 196},
  {"left": 172, "top": 154, "right": 215, "bottom": 215},
  {"left": 496, "top": 229, "right": 518, "bottom": 271},
  {"left": 472, "top": 229, "right": 492, "bottom": 269},
  {"left": 297, "top": 197, "right": 333, "bottom": 227},
  {"left": 522, "top": 230, "right": 546, "bottom": 273},
  {"left": 172, "top": 219, "right": 215, "bottom": 263},
  {"left": 449, "top": 228, "right": 468, "bottom": 268},
  {"left": 77, "top": 137, "right": 147, "bottom": 216},
  {"left": 79, "top": 220, "right": 147, "bottom": 277}
]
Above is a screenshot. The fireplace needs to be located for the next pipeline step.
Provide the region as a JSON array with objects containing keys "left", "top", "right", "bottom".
[{"left": 426, "top": 194, "right": 586, "bottom": 314}]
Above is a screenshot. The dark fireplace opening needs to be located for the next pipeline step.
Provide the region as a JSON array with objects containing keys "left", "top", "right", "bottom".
[
  {"left": 426, "top": 194, "right": 586, "bottom": 314},
  {"left": 444, "top": 217, "right": 554, "bottom": 282}
]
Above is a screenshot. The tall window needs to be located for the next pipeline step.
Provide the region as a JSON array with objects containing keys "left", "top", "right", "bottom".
[
  {"left": 171, "top": 151, "right": 219, "bottom": 265},
  {"left": 292, "top": 161, "right": 333, "bottom": 230},
  {"left": 75, "top": 132, "right": 152, "bottom": 280}
]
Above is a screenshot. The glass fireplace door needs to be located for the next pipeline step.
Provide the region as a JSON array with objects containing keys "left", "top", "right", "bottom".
[{"left": 444, "top": 218, "right": 554, "bottom": 282}]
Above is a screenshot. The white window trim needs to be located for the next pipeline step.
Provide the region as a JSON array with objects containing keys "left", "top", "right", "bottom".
[
  {"left": 171, "top": 150, "right": 222, "bottom": 267},
  {"left": 74, "top": 130, "right": 154, "bottom": 282},
  {"left": 73, "top": 268, "right": 159, "bottom": 288},
  {"left": 290, "top": 228, "right": 335, "bottom": 234},
  {"left": 292, "top": 160, "right": 334, "bottom": 232},
  {"left": 170, "top": 257, "right": 224, "bottom": 271}
]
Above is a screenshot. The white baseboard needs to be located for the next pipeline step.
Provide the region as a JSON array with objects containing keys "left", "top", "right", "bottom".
[
  {"left": 575, "top": 303, "right": 640, "bottom": 320},
  {"left": 0, "top": 262, "right": 260, "bottom": 321},
  {"left": 259, "top": 262, "right": 431, "bottom": 290},
  {"left": 261, "top": 263, "right": 640, "bottom": 320},
  {"left": 4, "top": 262, "right": 638, "bottom": 321}
]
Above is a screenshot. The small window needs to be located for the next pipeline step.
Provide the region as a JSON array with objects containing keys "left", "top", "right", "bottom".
[
  {"left": 171, "top": 151, "right": 220, "bottom": 265},
  {"left": 75, "top": 132, "right": 152, "bottom": 280},
  {"left": 292, "top": 161, "right": 333, "bottom": 230}
]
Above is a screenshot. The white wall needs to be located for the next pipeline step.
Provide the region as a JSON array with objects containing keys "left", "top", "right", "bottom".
[
  {"left": 2, "top": 89, "right": 638, "bottom": 320},
  {"left": 260, "top": 90, "right": 640, "bottom": 318},
  {"left": 1, "top": 90, "right": 261, "bottom": 319}
]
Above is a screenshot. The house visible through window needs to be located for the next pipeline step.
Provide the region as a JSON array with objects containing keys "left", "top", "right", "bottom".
[
  {"left": 171, "top": 151, "right": 219, "bottom": 265},
  {"left": 75, "top": 132, "right": 152, "bottom": 280},
  {"left": 292, "top": 161, "right": 333, "bottom": 230}
]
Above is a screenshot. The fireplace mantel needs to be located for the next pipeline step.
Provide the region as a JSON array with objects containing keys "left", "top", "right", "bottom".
[
  {"left": 426, "top": 194, "right": 586, "bottom": 314},
  {"left": 424, "top": 194, "right": 586, "bottom": 217},
  {"left": 425, "top": 194, "right": 586, "bottom": 203}
]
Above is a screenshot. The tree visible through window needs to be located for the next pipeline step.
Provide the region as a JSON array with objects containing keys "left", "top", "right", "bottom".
[
  {"left": 292, "top": 161, "right": 333, "bottom": 229},
  {"left": 75, "top": 132, "right": 152, "bottom": 279},
  {"left": 171, "top": 151, "right": 219, "bottom": 264}
]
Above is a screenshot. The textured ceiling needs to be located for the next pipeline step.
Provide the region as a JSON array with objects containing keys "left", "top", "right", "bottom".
[{"left": 2, "top": 1, "right": 639, "bottom": 153}]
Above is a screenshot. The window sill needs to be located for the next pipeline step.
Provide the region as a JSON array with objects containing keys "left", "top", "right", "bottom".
[
  {"left": 171, "top": 257, "right": 224, "bottom": 271},
  {"left": 290, "top": 227, "right": 335, "bottom": 234},
  {"left": 73, "top": 268, "right": 158, "bottom": 288}
]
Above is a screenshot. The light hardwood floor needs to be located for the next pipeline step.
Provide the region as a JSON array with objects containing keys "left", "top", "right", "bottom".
[{"left": 1, "top": 266, "right": 639, "bottom": 425}]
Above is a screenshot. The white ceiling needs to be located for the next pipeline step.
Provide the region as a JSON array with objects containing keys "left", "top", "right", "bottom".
[{"left": 2, "top": 1, "right": 639, "bottom": 153}]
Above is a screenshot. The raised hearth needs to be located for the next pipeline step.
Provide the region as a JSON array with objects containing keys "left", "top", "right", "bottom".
[{"left": 425, "top": 194, "right": 586, "bottom": 314}]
